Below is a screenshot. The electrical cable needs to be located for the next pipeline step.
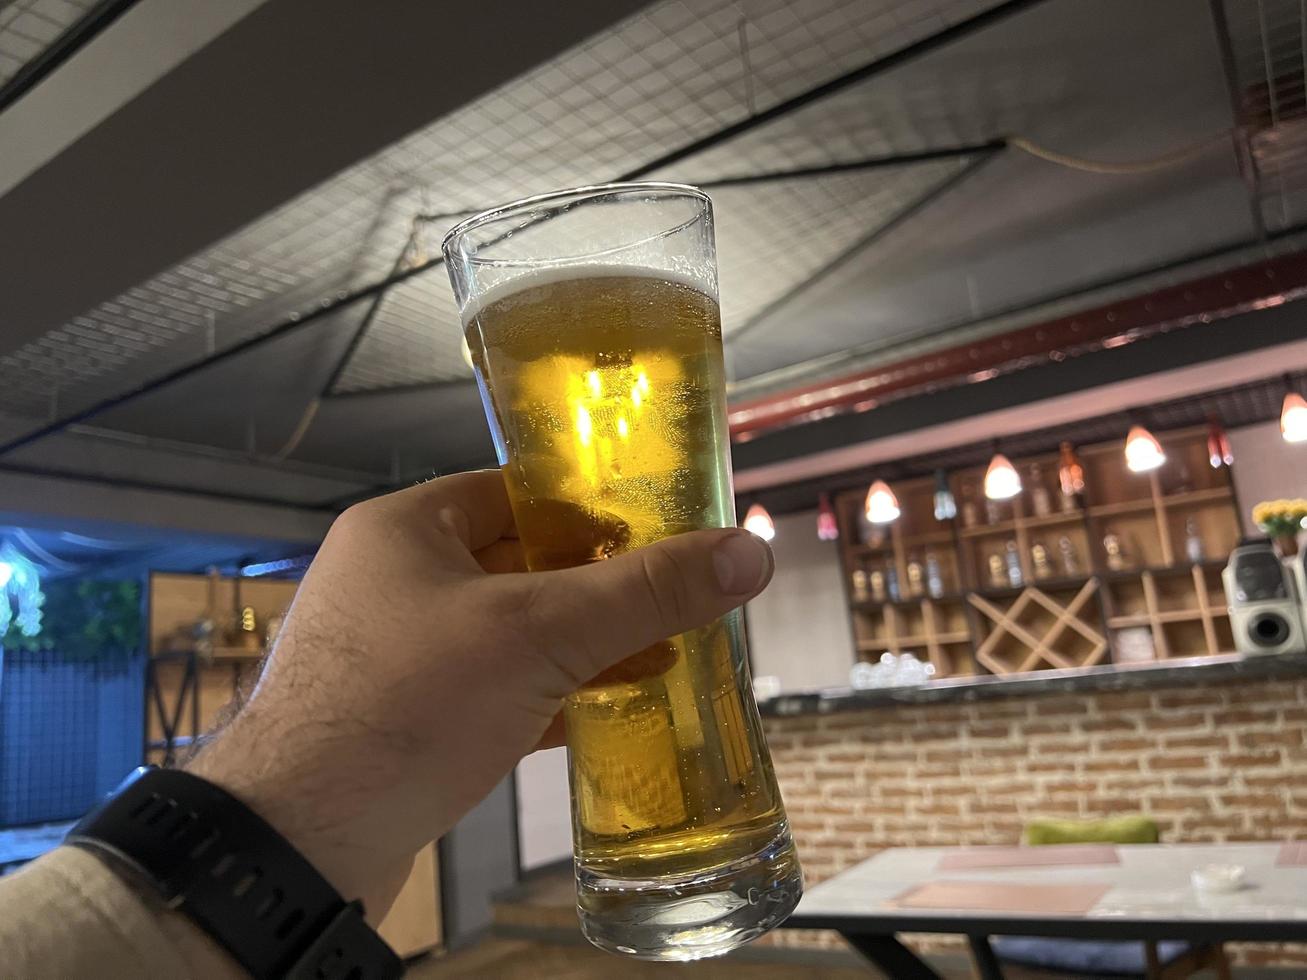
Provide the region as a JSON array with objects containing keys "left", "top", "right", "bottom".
[{"left": 1008, "top": 131, "right": 1232, "bottom": 175}]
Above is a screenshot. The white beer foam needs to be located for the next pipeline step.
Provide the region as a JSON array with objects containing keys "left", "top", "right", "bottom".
[{"left": 458, "top": 262, "right": 717, "bottom": 326}]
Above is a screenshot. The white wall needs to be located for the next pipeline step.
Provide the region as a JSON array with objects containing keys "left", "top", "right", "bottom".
[
  {"left": 514, "top": 746, "right": 572, "bottom": 871},
  {"left": 1229, "top": 420, "right": 1307, "bottom": 537},
  {"left": 746, "top": 509, "right": 857, "bottom": 694}
]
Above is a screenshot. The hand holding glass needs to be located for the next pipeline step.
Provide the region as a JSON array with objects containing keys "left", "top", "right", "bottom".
[{"left": 442, "top": 184, "right": 801, "bottom": 960}]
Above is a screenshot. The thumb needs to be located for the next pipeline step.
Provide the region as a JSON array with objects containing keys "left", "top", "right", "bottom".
[{"left": 500, "top": 529, "right": 773, "bottom": 691}]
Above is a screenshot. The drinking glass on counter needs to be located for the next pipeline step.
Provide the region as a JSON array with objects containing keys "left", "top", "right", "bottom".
[{"left": 442, "top": 184, "right": 801, "bottom": 960}]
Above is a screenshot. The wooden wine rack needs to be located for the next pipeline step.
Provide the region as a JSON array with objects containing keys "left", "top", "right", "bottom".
[{"left": 835, "top": 426, "right": 1242, "bottom": 678}]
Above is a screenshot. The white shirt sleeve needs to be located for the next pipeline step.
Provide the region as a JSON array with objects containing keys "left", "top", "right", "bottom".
[{"left": 0, "top": 846, "right": 223, "bottom": 979}]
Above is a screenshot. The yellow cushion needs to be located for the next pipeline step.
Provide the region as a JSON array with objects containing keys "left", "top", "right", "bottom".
[{"left": 1024, "top": 815, "right": 1159, "bottom": 846}]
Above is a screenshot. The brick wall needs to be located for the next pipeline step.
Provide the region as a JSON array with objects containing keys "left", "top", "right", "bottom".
[{"left": 764, "top": 674, "right": 1307, "bottom": 966}]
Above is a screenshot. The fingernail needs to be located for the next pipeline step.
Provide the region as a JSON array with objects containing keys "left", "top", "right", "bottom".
[{"left": 713, "top": 531, "right": 773, "bottom": 595}]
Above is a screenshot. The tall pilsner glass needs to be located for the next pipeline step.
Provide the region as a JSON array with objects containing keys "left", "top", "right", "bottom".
[{"left": 442, "top": 184, "right": 801, "bottom": 960}]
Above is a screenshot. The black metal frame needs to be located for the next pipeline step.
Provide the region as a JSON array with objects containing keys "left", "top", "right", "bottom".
[
  {"left": 790, "top": 912, "right": 1307, "bottom": 979},
  {"left": 0, "top": 0, "right": 141, "bottom": 114},
  {"left": 616, "top": 0, "right": 1049, "bottom": 180},
  {"left": 728, "top": 150, "right": 1001, "bottom": 344},
  {"left": 1207, "top": 0, "right": 1268, "bottom": 239},
  {"left": 144, "top": 651, "right": 199, "bottom": 767},
  {"left": 0, "top": 0, "right": 1043, "bottom": 495}
]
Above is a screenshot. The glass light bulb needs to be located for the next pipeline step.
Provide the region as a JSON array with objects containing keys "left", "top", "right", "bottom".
[
  {"left": 1124, "top": 425, "right": 1166, "bottom": 472},
  {"left": 816, "top": 494, "right": 839, "bottom": 541},
  {"left": 743, "top": 503, "right": 776, "bottom": 541},
  {"left": 865, "top": 480, "right": 901, "bottom": 524},
  {"left": 1282, "top": 392, "right": 1307, "bottom": 443},
  {"left": 983, "top": 454, "right": 1022, "bottom": 500}
]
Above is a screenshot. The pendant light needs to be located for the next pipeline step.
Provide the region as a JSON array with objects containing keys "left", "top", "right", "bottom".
[
  {"left": 743, "top": 502, "right": 776, "bottom": 541},
  {"left": 933, "top": 469, "right": 957, "bottom": 521},
  {"left": 865, "top": 480, "right": 901, "bottom": 524},
  {"left": 1206, "top": 418, "right": 1234, "bottom": 468},
  {"left": 1124, "top": 424, "right": 1166, "bottom": 472},
  {"left": 816, "top": 493, "right": 839, "bottom": 541},
  {"left": 1058, "top": 441, "right": 1086, "bottom": 496},
  {"left": 1283, "top": 391, "right": 1307, "bottom": 444},
  {"left": 983, "top": 451, "right": 1022, "bottom": 500}
]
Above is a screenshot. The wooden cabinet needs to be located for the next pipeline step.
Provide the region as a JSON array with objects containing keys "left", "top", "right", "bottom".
[
  {"left": 378, "top": 843, "right": 442, "bottom": 958},
  {"left": 835, "top": 427, "right": 1242, "bottom": 677},
  {"left": 145, "top": 571, "right": 444, "bottom": 958}
]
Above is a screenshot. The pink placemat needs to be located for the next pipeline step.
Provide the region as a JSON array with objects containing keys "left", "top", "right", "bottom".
[
  {"left": 889, "top": 880, "right": 1111, "bottom": 916},
  {"left": 937, "top": 844, "right": 1119, "bottom": 871},
  {"left": 1276, "top": 842, "right": 1307, "bottom": 867}
]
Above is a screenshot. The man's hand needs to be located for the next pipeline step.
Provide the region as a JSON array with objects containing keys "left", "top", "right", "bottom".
[{"left": 187, "top": 470, "right": 772, "bottom": 918}]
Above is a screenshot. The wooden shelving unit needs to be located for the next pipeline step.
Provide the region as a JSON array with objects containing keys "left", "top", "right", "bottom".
[{"left": 835, "top": 427, "right": 1242, "bottom": 679}]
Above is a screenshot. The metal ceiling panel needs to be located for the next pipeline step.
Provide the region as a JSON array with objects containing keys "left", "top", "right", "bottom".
[
  {"left": 0, "top": 0, "right": 98, "bottom": 86},
  {"left": 1220, "top": 0, "right": 1307, "bottom": 231},
  {"left": 0, "top": 0, "right": 1012, "bottom": 422}
]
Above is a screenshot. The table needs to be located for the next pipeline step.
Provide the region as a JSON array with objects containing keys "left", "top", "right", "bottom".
[{"left": 786, "top": 843, "right": 1307, "bottom": 979}]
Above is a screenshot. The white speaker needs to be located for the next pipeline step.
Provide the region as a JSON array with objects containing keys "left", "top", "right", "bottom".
[
  {"left": 1224, "top": 542, "right": 1306, "bottom": 656},
  {"left": 1294, "top": 548, "right": 1307, "bottom": 634}
]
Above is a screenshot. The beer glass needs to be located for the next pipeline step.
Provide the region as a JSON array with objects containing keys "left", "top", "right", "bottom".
[{"left": 442, "top": 184, "right": 801, "bottom": 960}]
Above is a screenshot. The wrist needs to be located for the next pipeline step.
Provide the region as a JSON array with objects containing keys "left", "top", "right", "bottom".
[
  {"left": 67, "top": 766, "right": 404, "bottom": 979},
  {"left": 184, "top": 710, "right": 405, "bottom": 918}
]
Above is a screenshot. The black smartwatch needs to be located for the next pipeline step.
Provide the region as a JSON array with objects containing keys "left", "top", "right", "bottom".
[{"left": 66, "top": 766, "right": 402, "bottom": 980}]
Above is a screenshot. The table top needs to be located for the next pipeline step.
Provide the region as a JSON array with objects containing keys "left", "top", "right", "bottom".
[{"left": 788, "top": 843, "right": 1307, "bottom": 942}]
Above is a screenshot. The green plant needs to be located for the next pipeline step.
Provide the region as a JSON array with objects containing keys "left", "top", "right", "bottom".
[{"left": 2, "top": 578, "right": 142, "bottom": 665}]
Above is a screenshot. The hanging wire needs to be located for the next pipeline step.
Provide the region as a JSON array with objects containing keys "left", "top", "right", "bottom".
[
  {"left": 737, "top": 14, "right": 757, "bottom": 117},
  {"left": 1255, "top": 0, "right": 1291, "bottom": 225},
  {"left": 1007, "top": 131, "right": 1232, "bottom": 175}
]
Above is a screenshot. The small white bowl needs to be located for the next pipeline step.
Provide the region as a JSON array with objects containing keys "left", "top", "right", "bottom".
[{"left": 1191, "top": 864, "right": 1246, "bottom": 893}]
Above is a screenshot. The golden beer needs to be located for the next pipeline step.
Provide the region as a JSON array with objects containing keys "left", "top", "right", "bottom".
[{"left": 445, "top": 186, "right": 800, "bottom": 960}]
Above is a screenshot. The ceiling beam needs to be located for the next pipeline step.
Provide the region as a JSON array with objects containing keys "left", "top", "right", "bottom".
[
  {"left": 727, "top": 248, "right": 1307, "bottom": 438},
  {"left": 735, "top": 333, "right": 1307, "bottom": 501},
  {"left": 0, "top": 467, "right": 333, "bottom": 543}
]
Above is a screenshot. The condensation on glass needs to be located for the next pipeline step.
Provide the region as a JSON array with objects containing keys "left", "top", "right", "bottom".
[{"left": 443, "top": 184, "right": 801, "bottom": 960}]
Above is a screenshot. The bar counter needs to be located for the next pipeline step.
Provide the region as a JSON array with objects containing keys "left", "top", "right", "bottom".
[{"left": 759, "top": 652, "right": 1307, "bottom": 717}]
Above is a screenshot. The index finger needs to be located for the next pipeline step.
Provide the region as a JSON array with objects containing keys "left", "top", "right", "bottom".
[{"left": 387, "top": 469, "right": 516, "bottom": 551}]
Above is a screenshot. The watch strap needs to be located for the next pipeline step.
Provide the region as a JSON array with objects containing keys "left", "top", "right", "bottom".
[{"left": 66, "top": 767, "right": 402, "bottom": 980}]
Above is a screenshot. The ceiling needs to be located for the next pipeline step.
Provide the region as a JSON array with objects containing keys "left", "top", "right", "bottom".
[
  {"left": 0, "top": 0, "right": 1304, "bottom": 520},
  {"left": 0, "top": 0, "right": 99, "bottom": 88}
]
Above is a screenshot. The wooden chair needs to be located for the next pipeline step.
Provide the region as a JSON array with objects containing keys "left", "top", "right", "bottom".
[{"left": 979, "top": 817, "right": 1232, "bottom": 980}]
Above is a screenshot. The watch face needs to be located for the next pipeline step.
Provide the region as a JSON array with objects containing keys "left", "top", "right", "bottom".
[{"left": 1234, "top": 550, "right": 1287, "bottom": 602}]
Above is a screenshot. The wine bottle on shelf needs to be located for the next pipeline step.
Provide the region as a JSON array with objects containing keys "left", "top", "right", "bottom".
[
  {"left": 1185, "top": 518, "right": 1204, "bottom": 564},
  {"left": 987, "top": 553, "right": 1007, "bottom": 589},
  {"left": 960, "top": 479, "right": 979, "bottom": 528},
  {"left": 869, "top": 569, "right": 886, "bottom": 602},
  {"left": 1004, "top": 539, "right": 1023, "bottom": 587},
  {"left": 925, "top": 552, "right": 945, "bottom": 598},
  {"left": 885, "top": 563, "right": 901, "bottom": 601},
  {"left": 1058, "top": 535, "right": 1081, "bottom": 575},
  {"left": 1058, "top": 441, "right": 1086, "bottom": 512},
  {"left": 1030, "top": 463, "right": 1052, "bottom": 517},
  {"left": 852, "top": 569, "right": 869, "bottom": 602},
  {"left": 1031, "top": 541, "right": 1053, "bottom": 580},
  {"left": 1103, "top": 531, "right": 1127, "bottom": 571},
  {"left": 906, "top": 555, "right": 925, "bottom": 597},
  {"left": 933, "top": 470, "right": 957, "bottom": 522},
  {"left": 986, "top": 497, "right": 1002, "bottom": 525}
]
